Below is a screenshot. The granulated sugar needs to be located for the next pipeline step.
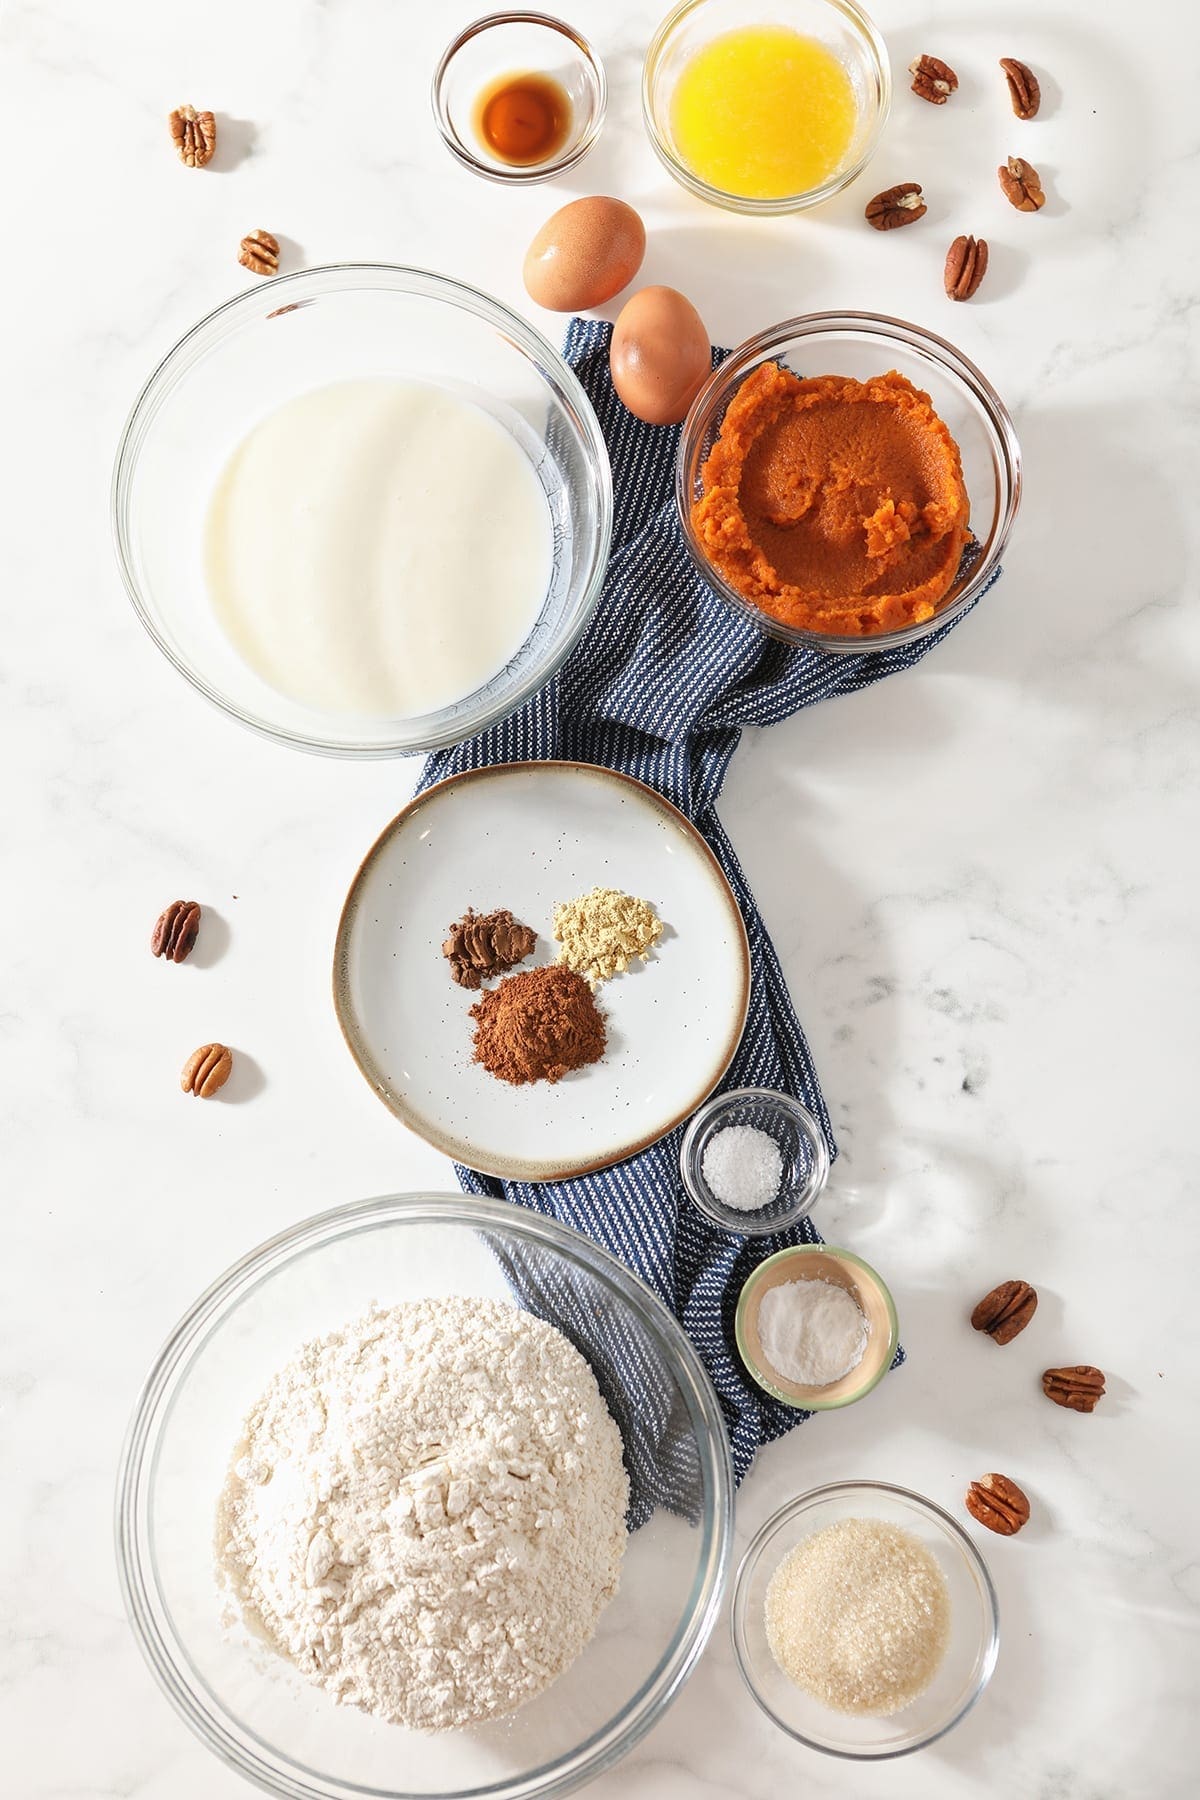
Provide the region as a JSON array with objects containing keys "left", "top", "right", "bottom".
[
  {"left": 765, "top": 1518, "right": 951, "bottom": 1716},
  {"left": 216, "top": 1297, "right": 628, "bottom": 1731}
]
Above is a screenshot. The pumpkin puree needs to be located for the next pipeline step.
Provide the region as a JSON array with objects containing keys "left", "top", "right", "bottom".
[{"left": 691, "top": 363, "right": 970, "bottom": 636}]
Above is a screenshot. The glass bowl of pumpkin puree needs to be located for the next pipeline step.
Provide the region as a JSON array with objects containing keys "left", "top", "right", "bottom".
[{"left": 676, "top": 313, "right": 1021, "bottom": 654}]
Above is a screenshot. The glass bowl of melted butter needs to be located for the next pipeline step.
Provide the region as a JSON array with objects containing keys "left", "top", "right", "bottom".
[
  {"left": 643, "top": 0, "right": 890, "bottom": 215},
  {"left": 112, "top": 265, "right": 612, "bottom": 756}
]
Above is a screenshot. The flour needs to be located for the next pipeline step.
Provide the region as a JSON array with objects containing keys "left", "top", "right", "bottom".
[{"left": 215, "top": 1297, "right": 629, "bottom": 1731}]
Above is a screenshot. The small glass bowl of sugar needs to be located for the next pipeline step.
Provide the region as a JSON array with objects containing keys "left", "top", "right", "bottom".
[{"left": 680, "top": 1087, "right": 830, "bottom": 1236}]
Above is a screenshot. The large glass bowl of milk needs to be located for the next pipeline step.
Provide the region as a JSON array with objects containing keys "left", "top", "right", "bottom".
[{"left": 112, "top": 266, "right": 612, "bottom": 755}]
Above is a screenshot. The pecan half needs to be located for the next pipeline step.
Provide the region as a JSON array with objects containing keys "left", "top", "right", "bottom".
[
  {"left": 1000, "top": 57, "right": 1041, "bottom": 120},
  {"left": 169, "top": 104, "right": 216, "bottom": 168},
  {"left": 966, "top": 1472, "right": 1030, "bottom": 1536},
  {"left": 944, "top": 234, "right": 989, "bottom": 301},
  {"left": 151, "top": 900, "right": 201, "bottom": 963},
  {"left": 239, "top": 229, "right": 280, "bottom": 277},
  {"left": 909, "top": 54, "right": 958, "bottom": 104},
  {"left": 181, "top": 1042, "right": 233, "bottom": 1098},
  {"left": 971, "top": 1279, "right": 1036, "bottom": 1343},
  {"left": 999, "top": 155, "right": 1045, "bottom": 212},
  {"left": 865, "top": 182, "right": 927, "bottom": 230},
  {"left": 1043, "top": 1365, "right": 1106, "bottom": 1412}
]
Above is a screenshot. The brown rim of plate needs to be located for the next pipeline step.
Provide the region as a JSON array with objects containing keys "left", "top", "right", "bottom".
[{"left": 332, "top": 760, "right": 753, "bottom": 1182}]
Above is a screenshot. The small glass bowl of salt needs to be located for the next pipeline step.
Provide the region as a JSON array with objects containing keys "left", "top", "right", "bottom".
[{"left": 679, "top": 1087, "right": 829, "bottom": 1237}]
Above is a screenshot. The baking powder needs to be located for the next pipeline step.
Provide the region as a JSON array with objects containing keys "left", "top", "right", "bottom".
[{"left": 757, "top": 1278, "right": 869, "bottom": 1386}]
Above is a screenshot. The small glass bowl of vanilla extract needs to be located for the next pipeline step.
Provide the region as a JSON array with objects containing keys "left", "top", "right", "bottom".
[{"left": 432, "top": 13, "right": 607, "bottom": 184}]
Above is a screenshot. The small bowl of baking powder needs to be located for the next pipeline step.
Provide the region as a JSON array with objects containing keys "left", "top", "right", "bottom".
[
  {"left": 679, "top": 1086, "right": 829, "bottom": 1236},
  {"left": 735, "top": 1245, "right": 899, "bottom": 1410}
]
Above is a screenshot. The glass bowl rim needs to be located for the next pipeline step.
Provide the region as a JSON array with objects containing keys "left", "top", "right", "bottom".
[
  {"left": 730, "top": 1478, "right": 1001, "bottom": 1759},
  {"left": 674, "top": 308, "right": 1022, "bottom": 654},
  {"left": 734, "top": 1243, "right": 898, "bottom": 1409},
  {"left": 641, "top": 0, "right": 892, "bottom": 216},
  {"left": 678, "top": 1085, "right": 830, "bottom": 1236},
  {"left": 110, "top": 262, "right": 614, "bottom": 758},
  {"left": 114, "top": 1190, "right": 735, "bottom": 1800},
  {"left": 431, "top": 11, "right": 608, "bottom": 184}
]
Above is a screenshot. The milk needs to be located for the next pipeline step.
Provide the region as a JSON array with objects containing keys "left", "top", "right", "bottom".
[{"left": 204, "top": 378, "right": 553, "bottom": 718}]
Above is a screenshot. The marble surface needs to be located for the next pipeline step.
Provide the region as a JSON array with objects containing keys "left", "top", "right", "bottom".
[{"left": 2, "top": 0, "right": 1197, "bottom": 1794}]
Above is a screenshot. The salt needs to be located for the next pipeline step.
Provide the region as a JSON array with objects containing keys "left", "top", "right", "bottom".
[
  {"left": 757, "top": 1278, "right": 869, "bottom": 1386},
  {"left": 701, "top": 1124, "right": 783, "bottom": 1212}
]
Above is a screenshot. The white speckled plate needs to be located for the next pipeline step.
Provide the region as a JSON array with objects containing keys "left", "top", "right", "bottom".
[{"left": 334, "top": 763, "right": 750, "bottom": 1181}]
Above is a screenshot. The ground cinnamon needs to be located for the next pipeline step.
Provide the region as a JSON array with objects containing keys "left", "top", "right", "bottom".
[{"left": 470, "top": 965, "right": 606, "bottom": 1085}]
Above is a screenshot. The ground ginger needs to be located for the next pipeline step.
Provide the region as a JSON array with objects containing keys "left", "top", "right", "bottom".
[{"left": 552, "top": 886, "right": 663, "bottom": 987}]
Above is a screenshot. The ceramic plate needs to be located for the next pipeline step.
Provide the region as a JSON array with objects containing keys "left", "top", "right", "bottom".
[{"left": 334, "top": 763, "right": 750, "bottom": 1180}]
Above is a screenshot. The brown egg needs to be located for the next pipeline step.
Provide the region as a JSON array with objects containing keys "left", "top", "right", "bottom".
[
  {"left": 523, "top": 197, "right": 646, "bottom": 313},
  {"left": 610, "top": 287, "right": 711, "bottom": 426}
]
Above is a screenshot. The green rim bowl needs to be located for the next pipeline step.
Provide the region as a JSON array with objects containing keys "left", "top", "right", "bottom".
[{"left": 735, "top": 1245, "right": 898, "bottom": 1409}]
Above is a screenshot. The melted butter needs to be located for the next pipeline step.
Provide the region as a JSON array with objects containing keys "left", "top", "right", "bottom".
[{"left": 670, "top": 25, "right": 858, "bottom": 200}]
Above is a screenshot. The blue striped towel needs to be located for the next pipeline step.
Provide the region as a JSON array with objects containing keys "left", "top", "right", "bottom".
[{"left": 418, "top": 316, "right": 993, "bottom": 1490}]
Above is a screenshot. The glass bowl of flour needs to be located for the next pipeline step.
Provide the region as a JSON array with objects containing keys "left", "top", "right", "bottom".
[
  {"left": 112, "top": 266, "right": 612, "bottom": 756},
  {"left": 116, "top": 1193, "right": 733, "bottom": 1799}
]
